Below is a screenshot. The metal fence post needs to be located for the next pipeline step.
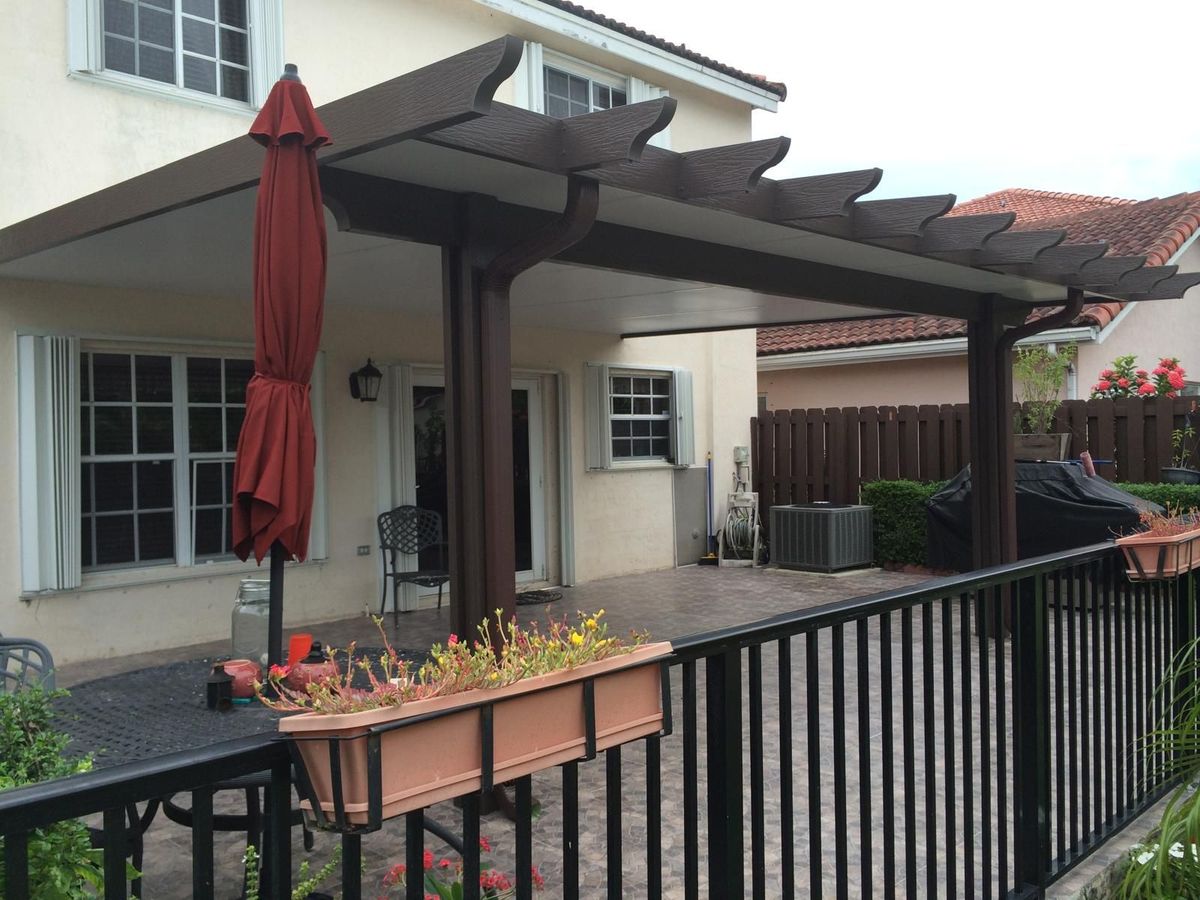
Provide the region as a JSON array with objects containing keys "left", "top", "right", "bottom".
[
  {"left": 705, "top": 647, "right": 744, "bottom": 898},
  {"left": 1012, "top": 573, "right": 1051, "bottom": 891}
]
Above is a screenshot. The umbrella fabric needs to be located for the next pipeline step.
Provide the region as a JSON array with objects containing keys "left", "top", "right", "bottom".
[{"left": 232, "top": 78, "right": 331, "bottom": 563}]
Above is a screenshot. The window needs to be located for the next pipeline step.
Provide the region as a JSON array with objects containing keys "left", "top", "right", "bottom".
[
  {"left": 79, "top": 350, "right": 253, "bottom": 570},
  {"left": 19, "top": 336, "right": 327, "bottom": 592},
  {"left": 69, "top": 0, "right": 284, "bottom": 109},
  {"left": 543, "top": 64, "right": 627, "bottom": 119},
  {"left": 758, "top": 394, "right": 769, "bottom": 416},
  {"left": 584, "top": 363, "right": 694, "bottom": 469},
  {"left": 513, "top": 42, "right": 671, "bottom": 147}
]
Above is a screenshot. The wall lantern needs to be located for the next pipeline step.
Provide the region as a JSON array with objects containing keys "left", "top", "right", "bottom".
[{"left": 348, "top": 358, "right": 382, "bottom": 402}]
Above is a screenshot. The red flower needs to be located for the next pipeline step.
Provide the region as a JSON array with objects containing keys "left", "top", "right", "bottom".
[
  {"left": 423, "top": 849, "right": 434, "bottom": 870},
  {"left": 268, "top": 664, "right": 290, "bottom": 679},
  {"left": 447, "top": 634, "right": 459, "bottom": 646},
  {"left": 1138, "top": 382, "right": 1157, "bottom": 396},
  {"left": 438, "top": 858, "right": 451, "bottom": 869},
  {"left": 384, "top": 863, "right": 406, "bottom": 886},
  {"left": 1136, "top": 369, "right": 1149, "bottom": 378},
  {"left": 1168, "top": 391, "right": 1179, "bottom": 399},
  {"left": 1101, "top": 368, "right": 1115, "bottom": 378},
  {"left": 478, "top": 835, "right": 493, "bottom": 853},
  {"left": 531, "top": 866, "right": 546, "bottom": 889},
  {"left": 1097, "top": 380, "right": 1111, "bottom": 392},
  {"left": 1169, "top": 371, "right": 1186, "bottom": 390},
  {"left": 1154, "top": 366, "right": 1168, "bottom": 376},
  {"left": 1117, "top": 377, "right": 1130, "bottom": 388}
]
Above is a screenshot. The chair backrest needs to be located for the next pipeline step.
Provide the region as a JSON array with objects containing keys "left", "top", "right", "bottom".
[
  {"left": 378, "top": 506, "right": 443, "bottom": 556},
  {"left": 0, "top": 638, "right": 56, "bottom": 693}
]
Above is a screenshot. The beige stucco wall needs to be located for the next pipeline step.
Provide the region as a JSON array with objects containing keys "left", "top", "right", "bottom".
[
  {"left": 759, "top": 355, "right": 972, "bottom": 410},
  {"left": 0, "top": 0, "right": 753, "bottom": 229},
  {"left": 0, "top": 277, "right": 755, "bottom": 662}
]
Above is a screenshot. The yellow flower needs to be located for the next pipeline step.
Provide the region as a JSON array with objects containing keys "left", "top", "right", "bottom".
[
  {"left": 488, "top": 672, "right": 499, "bottom": 681},
  {"left": 570, "top": 632, "right": 584, "bottom": 646},
  {"left": 585, "top": 618, "right": 598, "bottom": 630}
]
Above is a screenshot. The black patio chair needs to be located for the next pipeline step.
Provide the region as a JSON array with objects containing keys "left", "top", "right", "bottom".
[
  {"left": 0, "top": 637, "right": 56, "bottom": 693},
  {"left": 378, "top": 505, "right": 450, "bottom": 628}
]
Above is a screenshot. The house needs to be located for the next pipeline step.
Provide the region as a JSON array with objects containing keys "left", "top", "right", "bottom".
[
  {"left": 2, "top": 4, "right": 1191, "bottom": 663},
  {"left": 757, "top": 188, "right": 1200, "bottom": 410},
  {"left": 0, "top": 0, "right": 783, "bottom": 662}
]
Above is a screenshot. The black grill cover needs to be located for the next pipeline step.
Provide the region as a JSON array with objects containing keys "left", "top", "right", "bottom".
[{"left": 926, "top": 462, "right": 1160, "bottom": 571}]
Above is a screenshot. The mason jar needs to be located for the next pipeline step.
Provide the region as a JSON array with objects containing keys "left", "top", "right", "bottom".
[{"left": 231, "top": 578, "right": 271, "bottom": 668}]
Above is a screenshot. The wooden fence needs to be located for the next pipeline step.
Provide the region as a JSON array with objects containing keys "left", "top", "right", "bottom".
[{"left": 751, "top": 396, "right": 1199, "bottom": 521}]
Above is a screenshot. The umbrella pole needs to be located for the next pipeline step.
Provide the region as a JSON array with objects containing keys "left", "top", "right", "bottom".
[{"left": 268, "top": 540, "right": 285, "bottom": 668}]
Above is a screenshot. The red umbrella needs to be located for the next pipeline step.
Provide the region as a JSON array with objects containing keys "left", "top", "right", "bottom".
[{"left": 232, "top": 64, "right": 330, "bottom": 666}]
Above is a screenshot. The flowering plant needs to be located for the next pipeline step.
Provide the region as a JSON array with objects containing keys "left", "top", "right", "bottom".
[
  {"left": 257, "top": 609, "right": 647, "bottom": 715},
  {"left": 1092, "top": 354, "right": 1188, "bottom": 399},
  {"left": 380, "top": 837, "right": 544, "bottom": 899},
  {"left": 1128, "top": 505, "right": 1200, "bottom": 538}
]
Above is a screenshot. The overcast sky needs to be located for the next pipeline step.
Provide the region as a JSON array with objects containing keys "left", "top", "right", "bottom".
[{"left": 592, "top": 0, "right": 1199, "bottom": 202}]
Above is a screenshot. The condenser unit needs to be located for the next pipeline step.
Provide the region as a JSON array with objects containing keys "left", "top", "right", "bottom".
[{"left": 770, "top": 503, "right": 873, "bottom": 572}]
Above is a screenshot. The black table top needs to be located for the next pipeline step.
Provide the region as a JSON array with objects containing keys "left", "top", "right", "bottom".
[{"left": 53, "top": 649, "right": 425, "bottom": 770}]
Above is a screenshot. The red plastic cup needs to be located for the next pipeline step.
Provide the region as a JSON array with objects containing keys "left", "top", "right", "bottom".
[{"left": 287, "top": 633, "right": 313, "bottom": 668}]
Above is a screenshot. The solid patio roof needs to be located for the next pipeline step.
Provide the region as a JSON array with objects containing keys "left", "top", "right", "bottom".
[{"left": 2, "top": 36, "right": 1197, "bottom": 337}]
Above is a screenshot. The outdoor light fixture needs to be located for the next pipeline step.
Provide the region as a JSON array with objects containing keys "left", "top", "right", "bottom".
[{"left": 348, "top": 358, "right": 382, "bottom": 402}]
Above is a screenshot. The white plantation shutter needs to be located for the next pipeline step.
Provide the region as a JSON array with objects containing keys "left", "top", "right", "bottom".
[
  {"left": 670, "top": 367, "right": 695, "bottom": 466},
  {"left": 513, "top": 41, "right": 546, "bottom": 113},
  {"left": 583, "top": 362, "right": 612, "bottom": 470},
  {"left": 19, "top": 335, "right": 82, "bottom": 592},
  {"left": 584, "top": 363, "right": 694, "bottom": 469}
]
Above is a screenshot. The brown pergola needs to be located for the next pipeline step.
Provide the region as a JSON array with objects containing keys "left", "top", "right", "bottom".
[{"left": 3, "top": 36, "right": 1197, "bottom": 636}]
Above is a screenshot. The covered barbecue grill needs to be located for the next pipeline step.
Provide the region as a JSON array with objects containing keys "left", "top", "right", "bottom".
[{"left": 927, "top": 462, "right": 1160, "bottom": 571}]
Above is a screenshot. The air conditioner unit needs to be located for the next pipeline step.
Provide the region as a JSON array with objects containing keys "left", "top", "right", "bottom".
[{"left": 770, "top": 503, "right": 873, "bottom": 572}]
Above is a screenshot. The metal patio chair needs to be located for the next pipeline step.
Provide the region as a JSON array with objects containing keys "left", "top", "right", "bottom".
[
  {"left": 0, "top": 637, "right": 56, "bottom": 693},
  {"left": 378, "top": 505, "right": 450, "bottom": 627}
]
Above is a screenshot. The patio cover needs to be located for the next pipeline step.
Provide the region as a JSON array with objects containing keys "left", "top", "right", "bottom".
[{"left": 2, "top": 37, "right": 1198, "bottom": 629}]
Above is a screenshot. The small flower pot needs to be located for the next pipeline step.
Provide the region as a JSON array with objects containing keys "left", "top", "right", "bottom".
[
  {"left": 1160, "top": 467, "right": 1200, "bottom": 485},
  {"left": 1014, "top": 432, "right": 1071, "bottom": 461},
  {"left": 1115, "top": 527, "right": 1200, "bottom": 580},
  {"left": 279, "top": 642, "right": 672, "bottom": 828}
]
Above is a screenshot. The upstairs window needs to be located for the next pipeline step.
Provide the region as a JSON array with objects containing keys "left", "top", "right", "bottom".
[
  {"left": 69, "top": 0, "right": 283, "bottom": 109},
  {"left": 100, "top": 0, "right": 251, "bottom": 102},
  {"left": 543, "top": 64, "right": 627, "bottom": 119}
]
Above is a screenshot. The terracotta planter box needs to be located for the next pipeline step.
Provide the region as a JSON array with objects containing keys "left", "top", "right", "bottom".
[
  {"left": 279, "top": 642, "right": 672, "bottom": 826},
  {"left": 1116, "top": 528, "right": 1200, "bottom": 580},
  {"left": 1014, "top": 432, "right": 1070, "bottom": 461}
]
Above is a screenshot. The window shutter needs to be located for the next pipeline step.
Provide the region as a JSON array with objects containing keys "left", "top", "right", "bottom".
[
  {"left": 671, "top": 367, "right": 695, "bottom": 466},
  {"left": 18, "top": 336, "right": 82, "bottom": 592},
  {"left": 629, "top": 77, "right": 671, "bottom": 148},
  {"left": 67, "top": 0, "right": 103, "bottom": 73},
  {"left": 247, "top": 0, "right": 286, "bottom": 109},
  {"left": 513, "top": 41, "right": 546, "bottom": 113},
  {"left": 583, "top": 362, "right": 612, "bottom": 470}
]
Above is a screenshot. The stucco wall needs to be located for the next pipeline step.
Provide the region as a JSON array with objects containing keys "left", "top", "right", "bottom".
[
  {"left": 0, "top": 277, "right": 755, "bottom": 662},
  {"left": 759, "top": 355, "right": 971, "bottom": 410},
  {"left": 0, "top": 0, "right": 753, "bottom": 229}
]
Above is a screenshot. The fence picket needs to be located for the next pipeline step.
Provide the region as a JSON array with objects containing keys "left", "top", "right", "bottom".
[
  {"left": 860, "top": 407, "right": 880, "bottom": 486},
  {"left": 791, "top": 410, "right": 808, "bottom": 505},
  {"left": 774, "top": 409, "right": 792, "bottom": 506},
  {"left": 810, "top": 409, "right": 827, "bottom": 501},
  {"left": 898, "top": 406, "right": 920, "bottom": 480}
]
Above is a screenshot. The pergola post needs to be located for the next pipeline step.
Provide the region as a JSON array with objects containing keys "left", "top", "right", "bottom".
[
  {"left": 442, "top": 181, "right": 599, "bottom": 639},
  {"left": 966, "top": 295, "right": 1016, "bottom": 571}
]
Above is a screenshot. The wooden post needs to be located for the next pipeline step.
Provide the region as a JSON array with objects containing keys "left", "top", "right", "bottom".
[{"left": 966, "top": 296, "right": 1014, "bottom": 571}]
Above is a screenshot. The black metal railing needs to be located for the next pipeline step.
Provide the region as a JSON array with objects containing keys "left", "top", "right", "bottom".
[{"left": 0, "top": 542, "right": 1192, "bottom": 898}]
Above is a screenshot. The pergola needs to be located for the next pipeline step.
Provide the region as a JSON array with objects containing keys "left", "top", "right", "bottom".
[{"left": 3, "top": 37, "right": 1197, "bottom": 635}]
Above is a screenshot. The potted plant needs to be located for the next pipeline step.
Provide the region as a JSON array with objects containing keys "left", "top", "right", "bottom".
[
  {"left": 1162, "top": 405, "right": 1200, "bottom": 485},
  {"left": 1013, "top": 343, "right": 1075, "bottom": 460},
  {"left": 1115, "top": 506, "right": 1200, "bottom": 580},
  {"left": 380, "top": 835, "right": 544, "bottom": 898},
  {"left": 259, "top": 611, "right": 671, "bottom": 827}
]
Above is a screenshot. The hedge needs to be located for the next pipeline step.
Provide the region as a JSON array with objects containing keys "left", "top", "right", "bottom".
[
  {"left": 860, "top": 480, "right": 1200, "bottom": 567},
  {"left": 860, "top": 480, "right": 945, "bottom": 567},
  {"left": 1117, "top": 483, "right": 1200, "bottom": 511}
]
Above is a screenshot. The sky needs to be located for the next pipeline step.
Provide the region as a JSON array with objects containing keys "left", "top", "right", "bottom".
[{"left": 589, "top": 0, "right": 1200, "bottom": 202}]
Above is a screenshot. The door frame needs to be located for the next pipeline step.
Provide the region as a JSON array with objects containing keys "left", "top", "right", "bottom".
[{"left": 376, "top": 364, "right": 547, "bottom": 612}]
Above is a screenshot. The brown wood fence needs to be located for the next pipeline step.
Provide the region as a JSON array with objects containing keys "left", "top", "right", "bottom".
[{"left": 751, "top": 396, "right": 1200, "bottom": 525}]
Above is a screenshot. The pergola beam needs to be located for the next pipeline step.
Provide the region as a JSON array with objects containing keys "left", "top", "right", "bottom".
[
  {"left": 1130, "top": 272, "right": 1200, "bottom": 301},
  {"left": 424, "top": 98, "right": 676, "bottom": 171},
  {"left": 920, "top": 213, "right": 1016, "bottom": 258},
  {"left": 1067, "top": 256, "right": 1147, "bottom": 286},
  {"left": 974, "top": 230, "right": 1066, "bottom": 266},
  {"left": 676, "top": 137, "right": 792, "bottom": 197},
  {"left": 1003, "top": 243, "right": 1108, "bottom": 277}
]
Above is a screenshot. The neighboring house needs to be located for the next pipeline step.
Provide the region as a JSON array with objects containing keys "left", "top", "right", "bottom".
[
  {"left": 757, "top": 188, "right": 1200, "bottom": 409},
  {"left": 0, "top": 1, "right": 783, "bottom": 661}
]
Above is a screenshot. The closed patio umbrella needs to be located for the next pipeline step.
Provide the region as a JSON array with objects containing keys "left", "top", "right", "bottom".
[{"left": 232, "top": 64, "right": 330, "bottom": 667}]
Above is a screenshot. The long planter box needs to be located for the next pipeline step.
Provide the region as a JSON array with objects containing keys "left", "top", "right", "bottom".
[
  {"left": 1115, "top": 527, "right": 1200, "bottom": 580},
  {"left": 279, "top": 641, "right": 672, "bottom": 826}
]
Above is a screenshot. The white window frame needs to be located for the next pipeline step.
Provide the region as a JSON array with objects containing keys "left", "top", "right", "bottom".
[
  {"left": 18, "top": 335, "right": 327, "bottom": 593},
  {"left": 584, "top": 363, "right": 694, "bottom": 470},
  {"left": 514, "top": 42, "right": 671, "bottom": 148},
  {"left": 67, "top": 0, "right": 285, "bottom": 112}
]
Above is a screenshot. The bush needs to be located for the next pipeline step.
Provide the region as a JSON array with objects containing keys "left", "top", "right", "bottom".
[
  {"left": 0, "top": 686, "right": 106, "bottom": 898},
  {"left": 1118, "top": 482, "right": 1200, "bottom": 512},
  {"left": 861, "top": 480, "right": 946, "bottom": 566}
]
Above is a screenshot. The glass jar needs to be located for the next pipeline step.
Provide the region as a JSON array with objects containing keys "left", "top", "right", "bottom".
[{"left": 231, "top": 578, "right": 271, "bottom": 668}]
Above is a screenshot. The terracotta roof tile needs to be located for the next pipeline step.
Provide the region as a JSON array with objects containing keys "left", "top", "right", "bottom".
[
  {"left": 535, "top": 1, "right": 786, "bottom": 98},
  {"left": 758, "top": 189, "right": 1200, "bottom": 355}
]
